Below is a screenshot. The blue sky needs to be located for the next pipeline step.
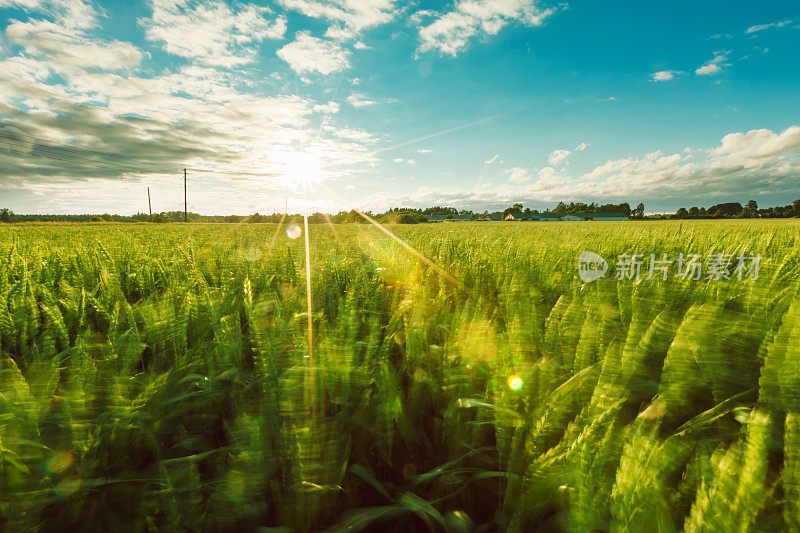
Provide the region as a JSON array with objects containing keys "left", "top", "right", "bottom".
[{"left": 0, "top": 0, "right": 798, "bottom": 214}]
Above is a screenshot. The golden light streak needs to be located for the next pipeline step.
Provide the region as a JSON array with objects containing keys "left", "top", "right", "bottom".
[
  {"left": 302, "top": 215, "right": 325, "bottom": 439},
  {"left": 322, "top": 213, "right": 346, "bottom": 250},
  {"left": 310, "top": 179, "right": 474, "bottom": 297},
  {"left": 355, "top": 210, "right": 473, "bottom": 296},
  {"left": 266, "top": 212, "right": 287, "bottom": 255},
  {"left": 304, "top": 215, "right": 313, "bottom": 364}
]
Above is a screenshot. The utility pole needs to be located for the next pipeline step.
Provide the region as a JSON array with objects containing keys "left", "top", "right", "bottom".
[
  {"left": 183, "top": 168, "right": 187, "bottom": 223},
  {"left": 147, "top": 187, "right": 152, "bottom": 220}
]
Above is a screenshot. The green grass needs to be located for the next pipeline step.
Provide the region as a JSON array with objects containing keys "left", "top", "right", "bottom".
[{"left": 0, "top": 220, "right": 798, "bottom": 531}]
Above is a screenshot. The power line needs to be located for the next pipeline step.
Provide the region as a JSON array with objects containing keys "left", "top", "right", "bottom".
[
  {"left": 0, "top": 127, "right": 181, "bottom": 171},
  {"left": 0, "top": 135, "right": 178, "bottom": 174},
  {"left": 0, "top": 141, "right": 161, "bottom": 173},
  {"left": 0, "top": 144, "right": 165, "bottom": 175},
  {"left": 1, "top": 128, "right": 284, "bottom": 180}
]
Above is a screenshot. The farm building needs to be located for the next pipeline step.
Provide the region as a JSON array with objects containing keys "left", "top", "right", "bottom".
[
  {"left": 560, "top": 212, "right": 629, "bottom": 221},
  {"left": 426, "top": 214, "right": 473, "bottom": 222},
  {"left": 528, "top": 212, "right": 629, "bottom": 221},
  {"left": 423, "top": 212, "right": 628, "bottom": 222}
]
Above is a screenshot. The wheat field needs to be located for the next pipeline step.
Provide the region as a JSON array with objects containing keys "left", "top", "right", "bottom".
[{"left": 0, "top": 220, "right": 798, "bottom": 531}]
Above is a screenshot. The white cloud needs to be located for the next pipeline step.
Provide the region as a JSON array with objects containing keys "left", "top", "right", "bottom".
[
  {"left": 484, "top": 154, "right": 499, "bottom": 165},
  {"left": 695, "top": 51, "right": 729, "bottom": 76},
  {"left": 417, "top": 148, "right": 433, "bottom": 153},
  {"left": 575, "top": 142, "right": 589, "bottom": 151},
  {"left": 362, "top": 125, "right": 800, "bottom": 210},
  {"left": 6, "top": 19, "right": 144, "bottom": 75},
  {"left": 314, "top": 101, "right": 340, "bottom": 114},
  {"left": 745, "top": 19, "right": 792, "bottom": 34},
  {"left": 0, "top": 16, "right": 379, "bottom": 210},
  {"left": 651, "top": 70, "right": 681, "bottom": 82},
  {"left": 506, "top": 166, "right": 532, "bottom": 183},
  {"left": 0, "top": 0, "right": 97, "bottom": 28},
  {"left": 277, "top": 32, "right": 350, "bottom": 74},
  {"left": 409, "top": 9, "right": 436, "bottom": 26},
  {"left": 346, "top": 92, "right": 376, "bottom": 107},
  {"left": 392, "top": 158, "right": 403, "bottom": 163},
  {"left": 530, "top": 166, "right": 564, "bottom": 190},
  {"left": 140, "top": 0, "right": 286, "bottom": 68},
  {"left": 548, "top": 149, "right": 570, "bottom": 165},
  {"left": 278, "top": 0, "right": 396, "bottom": 40},
  {"left": 710, "top": 126, "right": 800, "bottom": 166},
  {"left": 324, "top": 125, "right": 376, "bottom": 143},
  {"left": 581, "top": 125, "right": 800, "bottom": 199},
  {"left": 416, "top": 0, "right": 555, "bottom": 56}
]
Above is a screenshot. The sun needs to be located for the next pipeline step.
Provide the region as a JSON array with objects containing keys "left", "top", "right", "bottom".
[{"left": 276, "top": 150, "right": 327, "bottom": 191}]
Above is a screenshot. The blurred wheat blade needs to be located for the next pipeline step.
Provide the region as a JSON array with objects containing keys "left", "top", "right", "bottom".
[{"left": 0, "top": 219, "right": 797, "bottom": 531}]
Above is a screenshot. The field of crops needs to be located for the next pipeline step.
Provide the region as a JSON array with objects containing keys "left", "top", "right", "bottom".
[{"left": 0, "top": 220, "right": 799, "bottom": 531}]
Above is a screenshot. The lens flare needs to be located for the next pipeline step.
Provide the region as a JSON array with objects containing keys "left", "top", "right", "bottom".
[
  {"left": 245, "top": 248, "right": 262, "bottom": 261},
  {"left": 43, "top": 451, "right": 74, "bottom": 475},
  {"left": 508, "top": 375, "right": 524, "bottom": 391},
  {"left": 286, "top": 225, "right": 301, "bottom": 239},
  {"left": 54, "top": 475, "right": 82, "bottom": 498}
]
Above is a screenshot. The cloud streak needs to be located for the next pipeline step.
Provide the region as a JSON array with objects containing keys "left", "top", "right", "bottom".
[{"left": 745, "top": 19, "right": 793, "bottom": 34}]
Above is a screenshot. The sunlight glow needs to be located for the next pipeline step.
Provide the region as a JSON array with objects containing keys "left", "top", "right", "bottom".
[{"left": 275, "top": 150, "right": 327, "bottom": 190}]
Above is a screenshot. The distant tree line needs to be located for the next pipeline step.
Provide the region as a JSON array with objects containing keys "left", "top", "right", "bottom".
[
  {"left": 2, "top": 199, "right": 798, "bottom": 224},
  {"left": 654, "top": 199, "right": 800, "bottom": 220}
]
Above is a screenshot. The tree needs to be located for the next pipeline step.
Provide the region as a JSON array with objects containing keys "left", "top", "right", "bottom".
[
  {"left": 708, "top": 202, "right": 743, "bottom": 217},
  {"left": 794, "top": 199, "right": 800, "bottom": 217},
  {"left": 0, "top": 208, "right": 14, "bottom": 223},
  {"left": 739, "top": 200, "right": 759, "bottom": 218},
  {"left": 398, "top": 213, "right": 420, "bottom": 224},
  {"left": 689, "top": 207, "right": 700, "bottom": 216},
  {"left": 503, "top": 203, "right": 524, "bottom": 217},
  {"left": 675, "top": 207, "right": 689, "bottom": 219},
  {"left": 635, "top": 203, "right": 645, "bottom": 219}
]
